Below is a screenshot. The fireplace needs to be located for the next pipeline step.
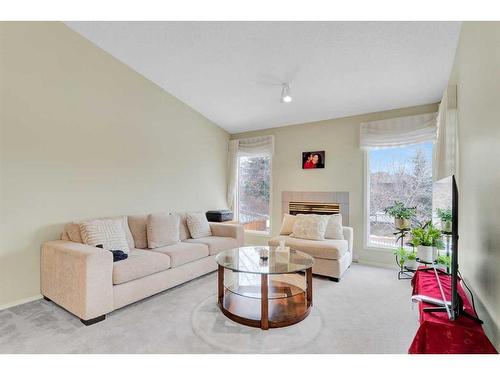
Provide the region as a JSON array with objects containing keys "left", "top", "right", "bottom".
[
  {"left": 282, "top": 191, "right": 349, "bottom": 225},
  {"left": 289, "top": 201, "right": 340, "bottom": 216}
]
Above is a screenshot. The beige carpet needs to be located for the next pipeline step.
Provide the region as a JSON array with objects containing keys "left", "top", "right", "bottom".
[{"left": 0, "top": 263, "right": 419, "bottom": 353}]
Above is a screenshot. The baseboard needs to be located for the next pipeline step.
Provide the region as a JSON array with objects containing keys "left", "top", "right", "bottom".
[{"left": 0, "top": 294, "right": 42, "bottom": 311}]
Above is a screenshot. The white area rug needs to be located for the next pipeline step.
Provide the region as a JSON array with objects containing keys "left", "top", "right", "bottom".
[
  {"left": 0, "top": 263, "right": 419, "bottom": 353},
  {"left": 191, "top": 294, "right": 324, "bottom": 353}
]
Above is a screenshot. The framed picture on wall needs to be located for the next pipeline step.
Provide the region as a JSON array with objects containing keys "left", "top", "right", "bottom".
[{"left": 302, "top": 151, "right": 325, "bottom": 169}]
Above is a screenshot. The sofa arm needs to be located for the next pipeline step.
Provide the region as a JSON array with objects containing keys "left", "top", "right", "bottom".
[
  {"left": 41, "top": 240, "right": 113, "bottom": 320},
  {"left": 343, "top": 226, "right": 353, "bottom": 253},
  {"left": 209, "top": 223, "right": 244, "bottom": 246}
]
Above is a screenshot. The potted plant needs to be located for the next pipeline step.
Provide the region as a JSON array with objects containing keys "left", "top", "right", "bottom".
[
  {"left": 393, "top": 247, "right": 418, "bottom": 271},
  {"left": 394, "top": 247, "right": 408, "bottom": 269},
  {"left": 436, "top": 208, "right": 452, "bottom": 233},
  {"left": 409, "top": 221, "right": 444, "bottom": 263},
  {"left": 436, "top": 254, "right": 451, "bottom": 272},
  {"left": 406, "top": 250, "right": 418, "bottom": 270},
  {"left": 384, "top": 201, "right": 416, "bottom": 230}
]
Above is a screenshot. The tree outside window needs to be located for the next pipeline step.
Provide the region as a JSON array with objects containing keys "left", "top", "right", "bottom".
[
  {"left": 237, "top": 155, "right": 271, "bottom": 233},
  {"left": 368, "top": 143, "right": 433, "bottom": 248}
]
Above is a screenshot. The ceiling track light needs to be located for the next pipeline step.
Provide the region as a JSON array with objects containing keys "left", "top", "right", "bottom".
[{"left": 281, "top": 83, "right": 292, "bottom": 103}]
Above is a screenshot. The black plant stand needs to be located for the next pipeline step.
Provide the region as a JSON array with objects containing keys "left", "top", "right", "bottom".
[{"left": 394, "top": 228, "right": 415, "bottom": 280}]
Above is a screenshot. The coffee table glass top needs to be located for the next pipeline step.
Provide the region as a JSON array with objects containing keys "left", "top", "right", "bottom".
[{"left": 215, "top": 246, "right": 313, "bottom": 275}]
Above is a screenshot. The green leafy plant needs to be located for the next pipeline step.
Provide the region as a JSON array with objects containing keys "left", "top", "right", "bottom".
[
  {"left": 407, "top": 251, "right": 417, "bottom": 261},
  {"left": 394, "top": 247, "right": 408, "bottom": 267},
  {"left": 436, "top": 208, "right": 452, "bottom": 222},
  {"left": 409, "top": 221, "right": 444, "bottom": 249},
  {"left": 394, "top": 247, "right": 417, "bottom": 270},
  {"left": 384, "top": 201, "right": 416, "bottom": 220},
  {"left": 436, "top": 254, "right": 451, "bottom": 266}
]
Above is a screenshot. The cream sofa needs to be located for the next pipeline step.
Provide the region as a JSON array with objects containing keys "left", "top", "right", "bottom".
[
  {"left": 268, "top": 226, "right": 353, "bottom": 281},
  {"left": 41, "top": 214, "right": 243, "bottom": 325}
]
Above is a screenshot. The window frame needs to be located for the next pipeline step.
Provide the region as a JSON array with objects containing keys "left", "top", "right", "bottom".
[{"left": 235, "top": 153, "right": 273, "bottom": 236}]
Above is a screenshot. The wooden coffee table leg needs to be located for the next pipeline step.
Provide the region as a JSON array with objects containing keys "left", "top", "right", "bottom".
[
  {"left": 218, "top": 265, "right": 224, "bottom": 305},
  {"left": 261, "top": 274, "right": 269, "bottom": 330},
  {"left": 306, "top": 267, "right": 313, "bottom": 307}
]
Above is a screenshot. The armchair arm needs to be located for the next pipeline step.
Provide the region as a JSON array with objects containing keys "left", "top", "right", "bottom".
[
  {"left": 209, "top": 222, "right": 244, "bottom": 246},
  {"left": 343, "top": 226, "right": 353, "bottom": 253},
  {"left": 41, "top": 240, "right": 113, "bottom": 320}
]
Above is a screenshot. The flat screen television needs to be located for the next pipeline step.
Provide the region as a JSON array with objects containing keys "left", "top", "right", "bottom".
[
  {"left": 424, "top": 175, "right": 482, "bottom": 323},
  {"left": 450, "top": 174, "right": 460, "bottom": 320}
]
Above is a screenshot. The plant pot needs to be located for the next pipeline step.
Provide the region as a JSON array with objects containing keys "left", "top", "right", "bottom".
[
  {"left": 441, "top": 220, "right": 452, "bottom": 233},
  {"left": 417, "top": 245, "right": 437, "bottom": 263},
  {"left": 394, "top": 218, "right": 410, "bottom": 230},
  {"left": 406, "top": 258, "right": 418, "bottom": 270}
]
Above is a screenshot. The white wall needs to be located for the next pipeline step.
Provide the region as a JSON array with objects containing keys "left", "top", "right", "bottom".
[
  {"left": 231, "top": 103, "right": 438, "bottom": 266},
  {"left": 0, "top": 22, "right": 229, "bottom": 307},
  {"left": 448, "top": 21, "right": 500, "bottom": 349}
]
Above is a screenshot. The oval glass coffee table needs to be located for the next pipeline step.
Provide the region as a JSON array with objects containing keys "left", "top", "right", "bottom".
[{"left": 215, "top": 246, "right": 314, "bottom": 330}]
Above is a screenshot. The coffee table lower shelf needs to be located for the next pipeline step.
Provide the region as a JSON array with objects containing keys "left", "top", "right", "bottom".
[{"left": 217, "top": 270, "right": 312, "bottom": 330}]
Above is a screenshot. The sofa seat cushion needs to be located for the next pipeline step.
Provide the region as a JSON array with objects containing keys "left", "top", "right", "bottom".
[
  {"left": 150, "top": 242, "right": 209, "bottom": 267},
  {"left": 185, "top": 236, "right": 239, "bottom": 256},
  {"left": 113, "top": 249, "right": 171, "bottom": 285},
  {"left": 268, "top": 235, "right": 348, "bottom": 260}
]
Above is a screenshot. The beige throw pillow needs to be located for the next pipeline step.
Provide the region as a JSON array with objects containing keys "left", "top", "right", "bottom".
[
  {"left": 80, "top": 218, "right": 130, "bottom": 252},
  {"left": 147, "top": 213, "right": 180, "bottom": 248},
  {"left": 116, "top": 215, "right": 135, "bottom": 250},
  {"left": 186, "top": 212, "right": 212, "bottom": 239},
  {"left": 291, "top": 214, "right": 328, "bottom": 241},
  {"left": 66, "top": 216, "right": 134, "bottom": 249},
  {"left": 280, "top": 214, "right": 297, "bottom": 235},
  {"left": 325, "top": 214, "right": 344, "bottom": 240}
]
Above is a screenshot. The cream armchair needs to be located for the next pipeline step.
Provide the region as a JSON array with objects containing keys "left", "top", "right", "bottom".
[{"left": 268, "top": 226, "right": 353, "bottom": 281}]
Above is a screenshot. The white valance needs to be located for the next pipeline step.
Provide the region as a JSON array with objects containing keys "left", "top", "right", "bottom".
[
  {"left": 433, "top": 85, "right": 458, "bottom": 181},
  {"left": 236, "top": 135, "right": 275, "bottom": 157},
  {"left": 360, "top": 112, "right": 438, "bottom": 149}
]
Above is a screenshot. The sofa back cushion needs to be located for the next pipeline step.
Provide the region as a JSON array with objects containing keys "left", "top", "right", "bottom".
[
  {"left": 80, "top": 218, "right": 130, "bottom": 252},
  {"left": 173, "top": 212, "right": 191, "bottom": 240},
  {"left": 186, "top": 212, "right": 212, "bottom": 239},
  {"left": 325, "top": 214, "right": 344, "bottom": 240},
  {"left": 147, "top": 213, "right": 180, "bottom": 248},
  {"left": 64, "top": 222, "right": 83, "bottom": 243},
  {"left": 291, "top": 214, "right": 328, "bottom": 241},
  {"left": 279, "top": 214, "right": 297, "bottom": 235},
  {"left": 128, "top": 214, "right": 148, "bottom": 249}
]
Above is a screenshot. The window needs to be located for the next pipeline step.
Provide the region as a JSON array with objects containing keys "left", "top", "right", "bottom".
[
  {"left": 236, "top": 155, "right": 271, "bottom": 234},
  {"left": 366, "top": 142, "right": 433, "bottom": 248}
]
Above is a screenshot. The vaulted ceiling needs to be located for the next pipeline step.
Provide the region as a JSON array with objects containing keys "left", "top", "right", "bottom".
[{"left": 66, "top": 22, "right": 461, "bottom": 134}]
